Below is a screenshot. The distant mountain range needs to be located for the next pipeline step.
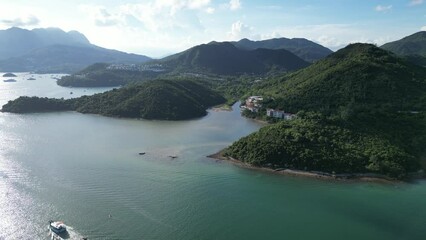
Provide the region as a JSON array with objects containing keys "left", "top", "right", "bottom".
[
  {"left": 0, "top": 27, "right": 151, "bottom": 73},
  {"left": 232, "top": 37, "right": 333, "bottom": 62},
  {"left": 158, "top": 41, "right": 310, "bottom": 76},
  {"left": 59, "top": 41, "right": 312, "bottom": 87}
]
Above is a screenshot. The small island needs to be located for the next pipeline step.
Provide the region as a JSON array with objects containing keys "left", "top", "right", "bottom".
[{"left": 3, "top": 73, "right": 17, "bottom": 77}]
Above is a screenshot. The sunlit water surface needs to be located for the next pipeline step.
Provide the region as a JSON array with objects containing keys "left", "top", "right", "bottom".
[{"left": 0, "top": 73, "right": 425, "bottom": 239}]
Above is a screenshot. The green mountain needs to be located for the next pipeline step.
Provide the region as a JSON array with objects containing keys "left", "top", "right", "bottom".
[
  {"left": 2, "top": 79, "right": 226, "bottom": 120},
  {"left": 159, "top": 41, "right": 310, "bottom": 76},
  {"left": 58, "top": 41, "right": 310, "bottom": 87},
  {"left": 0, "top": 27, "right": 151, "bottom": 73},
  {"left": 381, "top": 31, "right": 426, "bottom": 56},
  {"left": 224, "top": 43, "right": 426, "bottom": 179},
  {"left": 255, "top": 43, "right": 426, "bottom": 114},
  {"left": 232, "top": 37, "right": 333, "bottom": 62}
]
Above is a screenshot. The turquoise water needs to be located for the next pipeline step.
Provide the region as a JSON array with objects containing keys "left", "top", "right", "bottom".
[{"left": 0, "top": 74, "right": 425, "bottom": 239}]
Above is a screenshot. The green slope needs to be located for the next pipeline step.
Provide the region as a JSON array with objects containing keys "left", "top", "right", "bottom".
[
  {"left": 233, "top": 37, "right": 333, "bottom": 62},
  {"left": 225, "top": 113, "right": 422, "bottom": 178},
  {"left": 56, "top": 40, "right": 311, "bottom": 87},
  {"left": 225, "top": 43, "right": 426, "bottom": 179},
  {"left": 160, "top": 41, "right": 310, "bottom": 76},
  {"left": 381, "top": 31, "right": 426, "bottom": 56},
  {"left": 255, "top": 43, "right": 426, "bottom": 114}
]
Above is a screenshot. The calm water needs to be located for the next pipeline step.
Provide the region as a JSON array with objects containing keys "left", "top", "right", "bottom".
[{"left": 0, "top": 74, "right": 425, "bottom": 240}]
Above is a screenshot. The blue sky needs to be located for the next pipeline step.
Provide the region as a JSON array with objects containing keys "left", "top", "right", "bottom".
[{"left": 0, "top": 0, "right": 425, "bottom": 57}]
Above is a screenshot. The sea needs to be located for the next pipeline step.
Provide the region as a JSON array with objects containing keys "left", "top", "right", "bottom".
[{"left": 0, "top": 73, "right": 425, "bottom": 239}]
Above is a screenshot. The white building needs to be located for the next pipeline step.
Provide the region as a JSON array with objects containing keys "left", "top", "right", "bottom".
[{"left": 266, "top": 109, "right": 296, "bottom": 120}]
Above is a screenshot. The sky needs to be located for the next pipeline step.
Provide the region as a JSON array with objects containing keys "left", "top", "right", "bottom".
[{"left": 0, "top": 0, "right": 425, "bottom": 58}]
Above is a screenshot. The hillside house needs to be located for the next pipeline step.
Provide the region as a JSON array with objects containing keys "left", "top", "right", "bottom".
[
  {"left": 241, "top": 96, "right": 263, "bottom": 112},
  {"left": 266, "top": 109, "right": 296, "bottom": 120}
]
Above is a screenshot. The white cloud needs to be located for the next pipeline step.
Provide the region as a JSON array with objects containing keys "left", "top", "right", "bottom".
[
  {"left": 80, "top": 5, "right": 123, "bottom": 27},
  {"left": 228, "top": 20, "right": 255, "bottom": 40},
  {"left": 375, "top": 5, "right": 392, "bottom": 12},
  {"left": 409, "top": 0, "right": 423, "bottom": 6},
  {"left": 77, "top": 1, "right": 215, "bottom": 57},
  {"left": 229, "top": 0, "right": 242, "bottom": 10},
  {"left": 1, "top": 15, "right": 40, "bottom": 27},
  {"left": 80, "top": 1, "right": 213, "bottom": 31},
  {"left": 260, "top": 31, "right": 282, "bottom": 39},
  {"left": 118, "top": 2, "right": 205, "bottom": 32},
  {"left": 206, "top": 7, "right": 215, "bottom": 14},
  {"left": 96, "top": 8, "right": 120, "bottom": 27},
  {"left": 421, "top": 26, "right": 426, "bottom": 31},
  {"left": 187, "top": 0, "right": 211, "bottom": 9},
  {"left": 266, "top": 24, "right": 397, "bottom": 51}
]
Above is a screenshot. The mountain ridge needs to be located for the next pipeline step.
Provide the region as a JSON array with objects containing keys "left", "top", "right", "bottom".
[
  {"left": 159, "top": 41, "right": 310, "bottom": 76},
  {"left": 232, "top": 37, "right": 333, "bottom": 62},
  {"left": 0, "top": 27, "right": 151, "bottom": 73}
]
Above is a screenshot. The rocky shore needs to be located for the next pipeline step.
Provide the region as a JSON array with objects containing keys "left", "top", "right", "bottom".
[{"left": 206, "top": 150, "right": 424, "bottom": 183}]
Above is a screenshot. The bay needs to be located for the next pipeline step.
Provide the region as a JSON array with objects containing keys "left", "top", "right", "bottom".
[{"left": 0, "top": 73, "right": 425, "bottom": 240}]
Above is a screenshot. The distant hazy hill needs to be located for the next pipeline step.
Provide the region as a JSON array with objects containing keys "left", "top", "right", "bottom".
[
  {"left": 2, "top": 79, "right": 226, "bottom": 120},
  {"left": 0, "top": 27, "right": 151, "bottom": 73},
  {"left": 160, "top": 42, "right": 310, "bottom": 76},
  {"left": 0, "top": 27, "right": 90, "bottom": 60},
  {"left": 232, "top": 37, "right": 333, "bottom": 62}
]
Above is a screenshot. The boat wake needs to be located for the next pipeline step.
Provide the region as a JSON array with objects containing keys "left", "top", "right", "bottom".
[{"left": 49, "top": 225, "right": 85, "bottom": 240}]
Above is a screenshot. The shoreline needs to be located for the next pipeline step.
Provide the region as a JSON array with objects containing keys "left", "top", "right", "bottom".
[{"left": 207, "top": 150, "right": 424, "bottom": 184}]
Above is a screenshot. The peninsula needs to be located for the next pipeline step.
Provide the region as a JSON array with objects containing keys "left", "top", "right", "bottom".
[
  {"left": 217, "top": 43, "right": 426, "bottom": 180},
  {"left": 1, "top": 79, "right": 226, "bottom": 120}
]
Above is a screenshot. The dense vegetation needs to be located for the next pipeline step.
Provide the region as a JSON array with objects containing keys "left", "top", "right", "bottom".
[
  {"left": 249, "top": 43, "right": 426, "bottom": 114},
  {"left": 232, "top": 37, "right": 333, "bottom": 62},
  {"left": 225, "top": 112, "right": 423, "bottom": 178},
  {"left": 73, "top": 79, "right": 225, "bottom": 120},
  {"left": 403, "top": 55, "right": 426, "bottom": 67},
  {"left": 1, "top": 96, "right": 71, "bottom": 113},
  {"left": 225, "top": 43, "right": 426, "bottom": 179},
  {"left": 381, "top": 31, "right": 426, "bottom": 57},
  {"left": 159, "top": 42, "right": 310, "bottom": 76},
  {"left": 2, "top": 79, "right": 226, "bottom": 120}
]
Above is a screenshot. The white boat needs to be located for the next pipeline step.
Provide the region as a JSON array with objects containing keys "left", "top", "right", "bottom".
[
  {"left": 3, "top": 79, "right": 17, "bottom": 82},
  {"left": 49, "top": 220, "right": 67, "bottom": 234}
]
